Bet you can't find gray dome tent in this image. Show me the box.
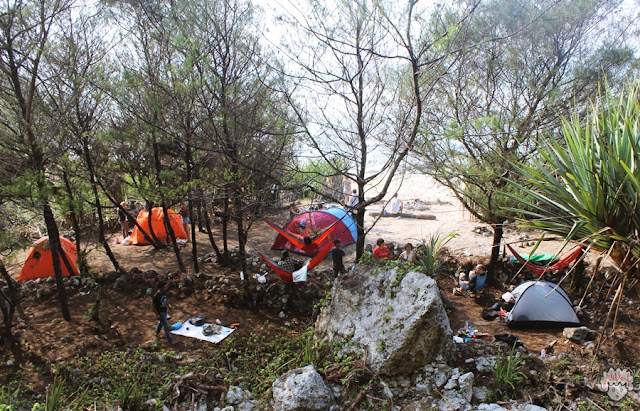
[507,281,580,328]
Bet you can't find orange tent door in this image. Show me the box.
[130,207,187,245]
[18,236,79,282]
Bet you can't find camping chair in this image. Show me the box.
[472,272,487,292]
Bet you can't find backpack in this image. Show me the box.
[189,316,205,326]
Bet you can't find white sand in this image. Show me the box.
[360,173,582,260]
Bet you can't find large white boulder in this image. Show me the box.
[315,265,453,376]
[272,365,335,410]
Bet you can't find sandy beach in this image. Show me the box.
[357,173,584,261]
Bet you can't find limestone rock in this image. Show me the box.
[477,404,509,411]
[439,389,471,410]
[475,356,497,373]
[458,372,474,402]
[315,265,452,376]
[472,386,489,403]
[563,326,596,345]
[272,365,335,411]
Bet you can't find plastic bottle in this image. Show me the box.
[540,348,546,358]
[467,323,475,337]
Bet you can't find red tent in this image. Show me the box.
[18,236,79,282]
[271,208,357,256]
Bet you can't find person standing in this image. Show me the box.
[153,281,173,343]
[331,239,346,277]
[348,189,359,208]
[290,202,300,218]
[118,202,129,239]
[342,176,352,204]
[373,238,391,260]
[179,202,190,242]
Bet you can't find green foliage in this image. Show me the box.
[493,343,527,397]
[115,381,143,410]
[506,82,640,271]
[42,375,65,411]
[415,232,457,275]
[288,157,348,200]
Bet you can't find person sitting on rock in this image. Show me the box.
[373,238,391,260]
[399,243,416,263]
[390,193,403,215]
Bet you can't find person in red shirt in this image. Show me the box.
[373,238,391,260]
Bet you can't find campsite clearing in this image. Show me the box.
[3,197,640,409]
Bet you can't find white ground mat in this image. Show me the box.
[171,322,234,344]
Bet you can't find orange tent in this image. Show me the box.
[18,236,79,282]
[130,207,187,245]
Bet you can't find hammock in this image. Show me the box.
[507,244,584,275]
[258,240,333,282]
[263,218,339,254]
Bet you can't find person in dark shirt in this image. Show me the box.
[331,239,346,278]
[152,281,173,343]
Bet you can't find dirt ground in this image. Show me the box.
[3,174,640,407]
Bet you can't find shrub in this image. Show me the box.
[415,232,457,275]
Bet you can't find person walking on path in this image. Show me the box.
[118,202,129,239]
[153,281,174,343]
[331,239,346,277]
[179,202,190,242]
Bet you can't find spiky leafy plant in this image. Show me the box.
[505,82,640,337]
[415,232,457,275]
[506,82,640,281]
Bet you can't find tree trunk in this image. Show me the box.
[82,140,120,272]
[490,223,503,268]
[162,203,186,272]
[43,202,71,321]
[233,192,251,306]
[221,190,230,263]
[355,207,365,262]
[190,200,199,273]
[197,201,204,233]
[62,171,89,276]
[203,208,223,262]
[185,141,199,273]
[90,283,102,324]
[0,261,22,349]
[146,199,163,246]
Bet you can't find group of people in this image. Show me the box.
[372,238,417,262]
